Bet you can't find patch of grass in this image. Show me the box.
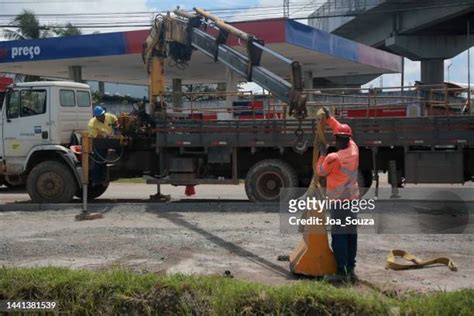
[400,289,474,316]
[0,267,472,315]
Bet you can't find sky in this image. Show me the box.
[0,0,472,97]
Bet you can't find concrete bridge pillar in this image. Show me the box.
[98,81,105,94]
[420,59,444,85]
[68,65,82,83]
[225,68,239,108]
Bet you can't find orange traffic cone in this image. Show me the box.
[185,185,196,196]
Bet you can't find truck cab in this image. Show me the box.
[0,81,92,202]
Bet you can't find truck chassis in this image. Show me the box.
[109,115,473,202]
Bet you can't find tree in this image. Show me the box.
[54,23,82,37]
[3,10,81,39]
[3,11,82,82]
[91,91,103,105]
[2,10,48,81]
[182,83,228,101]
[3,9,45,40]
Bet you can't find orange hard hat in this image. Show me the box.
[333,123,352,137]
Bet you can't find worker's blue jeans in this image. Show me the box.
[91,147,107,185]
[330,205,358,275]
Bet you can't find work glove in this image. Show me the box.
[319,144,329,156]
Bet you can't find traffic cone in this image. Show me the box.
[185,185,196,196]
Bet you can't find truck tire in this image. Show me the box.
[75,182,109,200]
[26,161,78,203]
[245,159,298,202]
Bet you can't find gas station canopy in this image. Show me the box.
[0,19,401,85]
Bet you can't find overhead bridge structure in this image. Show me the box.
[309,0,474,85]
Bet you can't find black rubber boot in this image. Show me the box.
[347,268,359,284]
[324,273,351,284]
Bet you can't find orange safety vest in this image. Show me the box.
[316,117,360,200]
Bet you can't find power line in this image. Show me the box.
[291,0,381,16]
[301,1,474,20]
[0,0,98,3]
[0,5,339,25]
[291,0,315,16]
[4,0,460,20]
[0,3,312,26]
[0,1,472,30]
[0,2,315,17]
[283,0,290,18]
[0,0,348,27]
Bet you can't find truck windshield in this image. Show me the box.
[20,90,47,117]
[6,89,47,119]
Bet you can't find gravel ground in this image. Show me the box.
[0,200,473,292]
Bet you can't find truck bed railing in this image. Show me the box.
[154,116,474,148]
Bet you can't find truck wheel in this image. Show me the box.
[75,182,109,200]
[26,161,78,203]
[245,159,298,202]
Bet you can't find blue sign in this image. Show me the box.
[0,32,127,64]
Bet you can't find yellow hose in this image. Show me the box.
[307,108,327,195]
[386,249,458,271]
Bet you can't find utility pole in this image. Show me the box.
[468,19,471,110]
[283,0,290,18]
[447,62,453,82]
[401,57,405,92]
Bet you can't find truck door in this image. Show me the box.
[2,88,50,160]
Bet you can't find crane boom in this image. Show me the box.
[142,8,307,120]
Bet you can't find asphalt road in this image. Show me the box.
[2,178,472,203]
[0,182,248,204]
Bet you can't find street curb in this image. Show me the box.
[0,202,280,213]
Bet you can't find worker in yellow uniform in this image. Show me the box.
[88,105,118,138]
[88,106,118,185]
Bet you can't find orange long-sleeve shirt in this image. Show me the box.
[316,117,359,200]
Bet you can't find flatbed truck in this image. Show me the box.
[0,9,472,203]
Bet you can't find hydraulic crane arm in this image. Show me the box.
[142,8,307,120]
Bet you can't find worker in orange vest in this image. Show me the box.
[316,107,360,283]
